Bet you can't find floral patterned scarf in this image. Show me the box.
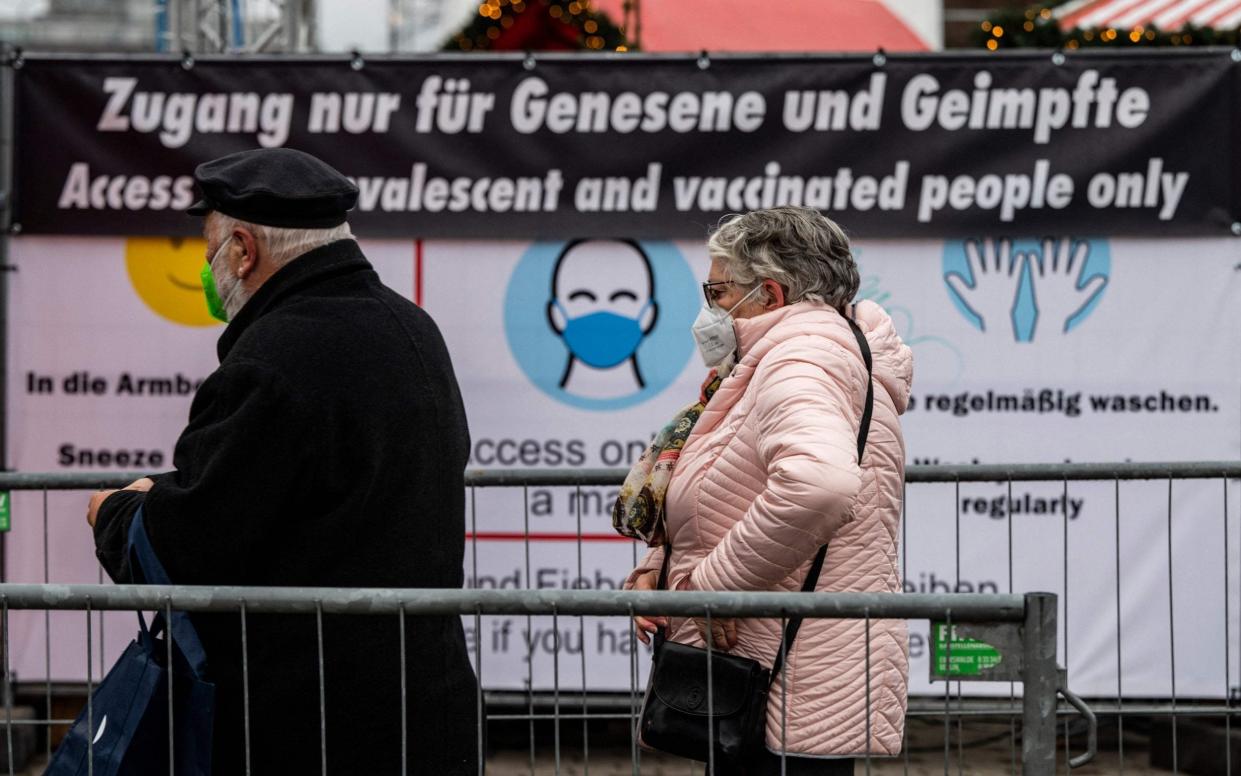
[611,369,724,545]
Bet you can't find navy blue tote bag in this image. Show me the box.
[47,508,215,775]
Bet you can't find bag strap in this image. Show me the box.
[767,314,873,684]
[127,507,210,679]
[653,314,875,673]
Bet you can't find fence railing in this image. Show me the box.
[1,460,1236,490]
[0,460,1237,774]
[0,585,1076,775]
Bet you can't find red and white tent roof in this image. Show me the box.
[1057,0,1241,30]
[592,0,933,52]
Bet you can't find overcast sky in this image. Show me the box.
[318,0,478,52]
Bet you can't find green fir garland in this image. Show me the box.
[443,0,630,52]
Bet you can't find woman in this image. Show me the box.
[619,206,912,774]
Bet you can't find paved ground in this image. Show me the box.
[14,749,1177,775]
[483,717,1178,775]
[21,717,1181,774]
[485,750,1172,776]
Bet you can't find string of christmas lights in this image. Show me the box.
[976,2,1241,50]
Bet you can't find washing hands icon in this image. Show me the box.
[945,237,1108,341]
[944,238,1021,338]
[1029,238,1108,337]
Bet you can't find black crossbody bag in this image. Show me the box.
[638,316,875,769]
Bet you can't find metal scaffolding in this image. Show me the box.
[156,0,318,54]
[0,0,634,55]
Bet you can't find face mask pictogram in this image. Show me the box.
[554,300,654,368]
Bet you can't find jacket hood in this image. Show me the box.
[853,299,913,415]
[733,299,913,415]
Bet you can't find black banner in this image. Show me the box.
[15,51,1241,238]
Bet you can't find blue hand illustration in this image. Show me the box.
[1030,238,1108,337]
[944,238,1023,337]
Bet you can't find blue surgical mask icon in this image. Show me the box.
[555,300,652,368]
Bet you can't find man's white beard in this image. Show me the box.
[214,268,251,319]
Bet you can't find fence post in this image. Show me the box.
[1021,592,1058,776]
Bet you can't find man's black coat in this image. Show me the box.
[94,239,479,774]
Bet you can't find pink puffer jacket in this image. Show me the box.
[628,299,912,757]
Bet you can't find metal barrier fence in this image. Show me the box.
[0,584,1072,775]
[0,461,1236,774]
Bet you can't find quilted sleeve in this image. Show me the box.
[688,338,866,592]
[624,545,666,589]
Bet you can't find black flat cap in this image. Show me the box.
[186,148,358,228]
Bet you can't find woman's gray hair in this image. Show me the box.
[209,213,355,267]
[707,206,859,311]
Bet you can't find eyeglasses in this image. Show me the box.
[701,280,735,305]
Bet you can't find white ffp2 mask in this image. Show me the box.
[690,284,764,367]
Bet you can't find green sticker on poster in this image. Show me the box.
[931,622,1002,677]
[0,491,9,532]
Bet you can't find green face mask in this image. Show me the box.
[200,262,228,323]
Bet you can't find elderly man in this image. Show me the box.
[87,148,479,774]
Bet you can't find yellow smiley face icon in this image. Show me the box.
[125,237,220,327]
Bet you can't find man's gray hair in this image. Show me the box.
[707,206,859,311]
[209,213,354,267]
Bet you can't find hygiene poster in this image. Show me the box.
[1,236,415,686]
[6,234,1239,700]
